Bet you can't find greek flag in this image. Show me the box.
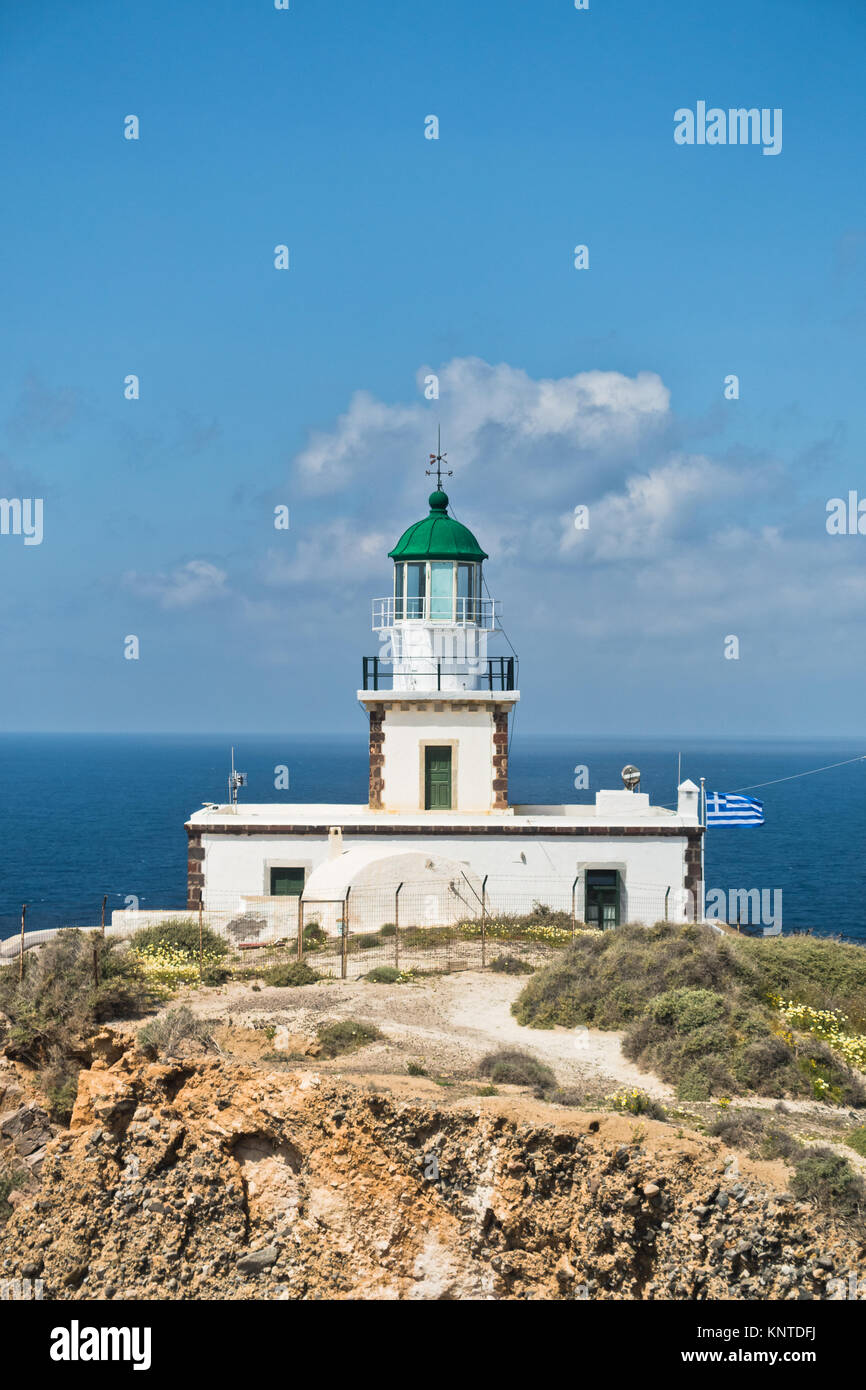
[705,792,764,826]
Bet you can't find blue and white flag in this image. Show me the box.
[705,792,764,826]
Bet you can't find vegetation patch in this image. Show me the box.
[489,954,535,976]
[512,922,866,1105]
[316,1019,384,1058]
[0,1167,28,1224]
[846,1125,866,1159]
[263,960,321,988]
[137,1006,216,1060]
[365,965,413,984]
[609,1087,667,1120]
[478,1048,556,1091]
[129,919,229,987]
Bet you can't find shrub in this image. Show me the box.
[609,1087,667,1120]
[648,987,727,1032]
[407,1061,427,1076]
[846,1125,866,1158]
[490,954,535,976]
[0,930,148,1068]
[137,1006,215,1059]
[263,960,320,987]
[0,1167,28,1223]
[478,1048,556,1090]
[789,1148,866,1223]
[378,923,397,937]
[302,921,327,947]
[513,921,866,1104]
[130,919,228,960]
[710,1108,767,1149]
[358,934,382,950]
[364,966,403,984]
[316,1019,383,1058]
[548,1085,588,1107]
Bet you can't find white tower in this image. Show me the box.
[358,463,519,814]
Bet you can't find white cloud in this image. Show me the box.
[294,357,670,495]
[124,559,228,609]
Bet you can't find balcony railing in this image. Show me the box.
[362,656,515,692]
[372,596,499,629]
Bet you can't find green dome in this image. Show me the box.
[388,490,488,563]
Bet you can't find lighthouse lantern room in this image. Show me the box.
[360,475,517,814]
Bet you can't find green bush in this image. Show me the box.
[407,1061,427,1076]
[512,922,866,1105]
[302,921,327,947]
[130,918,228,960]
[709,1108,767,1149]
[137,1006,215,1060]
[263,960,320,987]
[364,966,402,984]
[648,987,727,1032]
[378,923,397,937]
[846,1125,866,1158]
[0,930,149,1068]
[478,1048,556,1090]
[316,1019,383,1058]
[490,954,535,976]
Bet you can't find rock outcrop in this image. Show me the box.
[1,1049,864,1300]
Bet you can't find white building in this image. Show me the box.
[183,482,704,936]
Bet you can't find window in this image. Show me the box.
[585,870,620,929]
[270,867,305,897]
[430,562,453,621]
[405,563,425,619]
[457,563,477,623]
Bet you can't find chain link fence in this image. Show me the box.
[0,879,689,981]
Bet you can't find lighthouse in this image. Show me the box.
[180,449,704,940]
[359,453,518,815]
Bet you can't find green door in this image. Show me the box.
[270,867,305,896]
[425,747,452,809]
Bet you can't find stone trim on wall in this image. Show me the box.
[684,828,704,920]
[368,704,385,810]
[186,827,204,910]
[492,707,509,809]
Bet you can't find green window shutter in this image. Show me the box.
[270,867,305,896]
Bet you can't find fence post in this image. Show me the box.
[571,874,579,942]
[394,882,403,970]
[297,895,304,961]
[18,904,26,983]
[481,875,488,969]
[101,895,108,937]
[92,935,100,990]
[664,886,670,923]
[342,889,350,980]
[198,901,203,979]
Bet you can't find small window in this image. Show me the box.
[270,867,305,897]
[585,870,620,929]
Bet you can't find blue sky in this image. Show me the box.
[1,0,865,735]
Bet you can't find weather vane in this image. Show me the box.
[425,425,452,490]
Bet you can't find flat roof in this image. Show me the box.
[188,802,698,831]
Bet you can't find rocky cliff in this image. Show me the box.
[2,1044,864,1300]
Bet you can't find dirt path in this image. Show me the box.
[183,969,673,1099]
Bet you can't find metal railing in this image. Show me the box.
[362,655,515,691]
[372,596,499,629]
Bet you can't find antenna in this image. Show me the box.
[425,425,452,491]
[228,745,247,805]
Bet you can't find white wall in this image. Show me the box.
[381,707,494,812]
[200,828,691,927]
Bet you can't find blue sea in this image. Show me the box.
[0,734,864,942]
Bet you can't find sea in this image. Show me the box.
[0,734,863,943]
